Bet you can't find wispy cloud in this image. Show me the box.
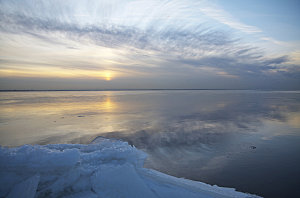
[199,5,262,33]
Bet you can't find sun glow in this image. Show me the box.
[104,71,112,81]
[0,67,120,81]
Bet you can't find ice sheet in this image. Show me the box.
[0,138,261,198]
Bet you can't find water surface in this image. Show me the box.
[0,90,299,198]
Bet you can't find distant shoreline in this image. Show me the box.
[1,89,299,92]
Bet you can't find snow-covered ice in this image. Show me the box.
[0,137,261,198]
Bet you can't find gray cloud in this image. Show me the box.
[0,12,234,52]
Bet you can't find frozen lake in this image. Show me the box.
[0,90,299,198]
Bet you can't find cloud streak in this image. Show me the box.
[199,5,262,33]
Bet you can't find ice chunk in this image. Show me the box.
[61,191,98,198]
[0,145,80,172]
[0,172,23,197]
[7,174,40,198]
[91,163,156,198]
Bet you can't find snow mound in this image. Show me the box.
[0,138,262,198]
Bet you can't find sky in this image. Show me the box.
[0,0,299,90]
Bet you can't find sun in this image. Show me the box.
[104,71,112,81]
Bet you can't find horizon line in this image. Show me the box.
[1,88,299,92]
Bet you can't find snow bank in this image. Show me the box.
[0,138,261,198]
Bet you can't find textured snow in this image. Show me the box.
[0,138,262,198]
